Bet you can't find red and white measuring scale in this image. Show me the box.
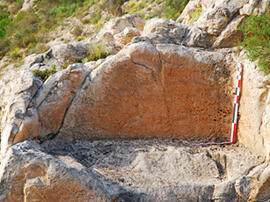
[192,63,243,146]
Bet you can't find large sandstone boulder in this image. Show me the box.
[0,40,234,152]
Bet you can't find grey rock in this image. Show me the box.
[213,15,245,48]
[0,69,42,156]
[51,42,89,62]
[0,139,267,201]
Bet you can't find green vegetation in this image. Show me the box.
[190,7,202,23]
[32,65,57,82]
[240,12,270,75]
[76,36,85,41]
[163,0,189,20]
[0,0,86,59]
[0,0,129,60]
[86,42,112,62]
[124,0,147,15]
[0,9,10,39]
[0,6,11,58]
[122,0,189,20]
[0,0,189,63]
[9,48,22,59]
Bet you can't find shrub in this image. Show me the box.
[138,1,146,9]
[5,0,23,14]
[29,43,49,55]
[83,0,99,7]
[0,11,11,39]
[240,12,270,75]
[14,60,24,68]
[91,13,102,24]
[32,65,57,82]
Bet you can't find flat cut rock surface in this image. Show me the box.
[43,139,264,200]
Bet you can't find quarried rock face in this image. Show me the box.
[0,40,234,153]
[54,41,233,143]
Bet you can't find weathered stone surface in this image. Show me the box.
[35,64,90,139]
[51,41,233,144]
[0,141,110,201]
[144,18,189,42]
[256,164,270,201]
[237,51,270,160]
[1,39,235,151]
[196,7,230,36]
[234,163,270,201]
[51,42,89,63]
[114,27,141,45]
[22,50,62,71]
[253,0,270,15]
[142,18,215,48]
[177,0,202,24]
[1,139,268,201]
[213,15,245,48]
[98,14,144,38]
[143,18,188,37]
[0,69,42,156]
[184,27,215,47]
[0,64,90,156]
[240,2,256,16]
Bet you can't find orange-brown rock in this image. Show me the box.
[1,41,234,155]
[55,42,233,143]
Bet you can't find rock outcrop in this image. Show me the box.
[237,50,270,160]
[1,0,270,201]
[0,40,234,154]
[1,140,269,201]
